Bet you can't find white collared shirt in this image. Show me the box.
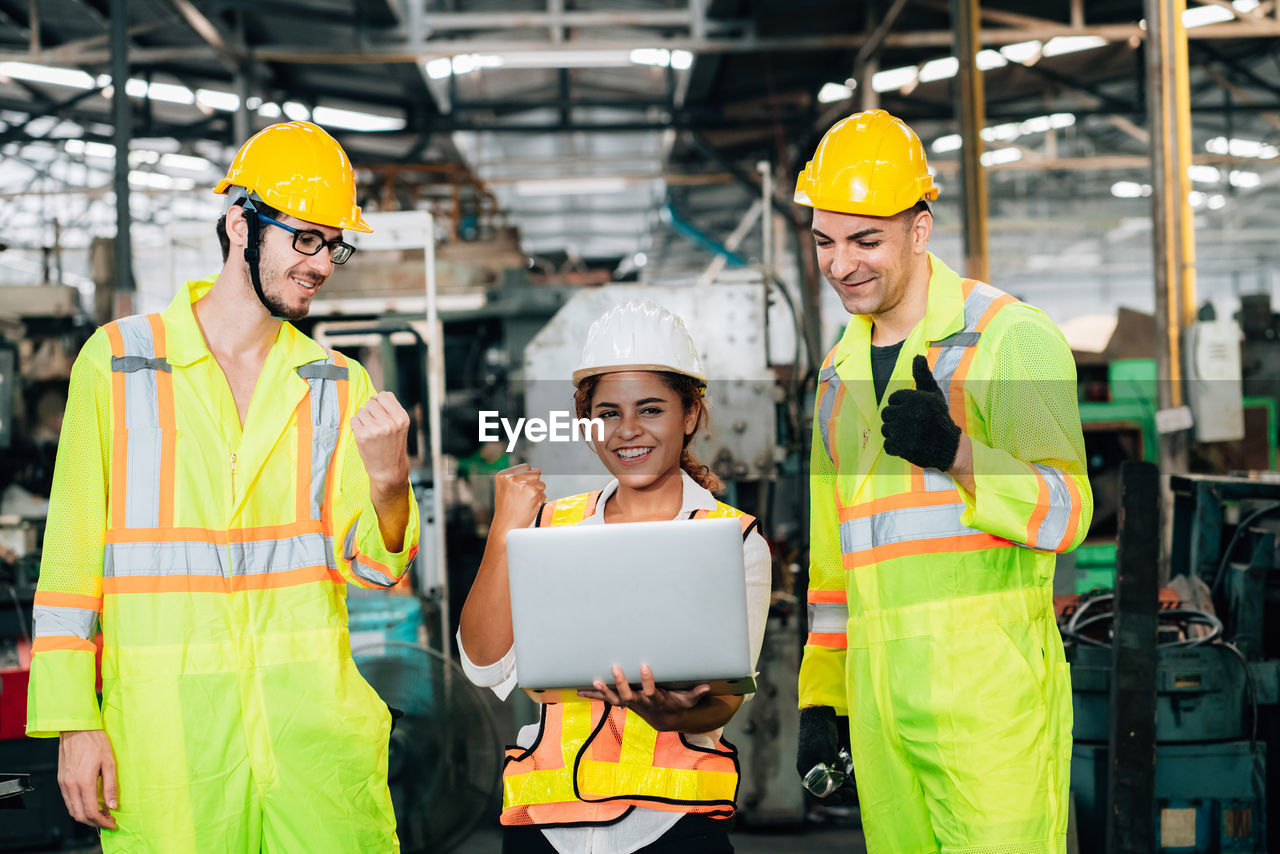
[457,471,772,854]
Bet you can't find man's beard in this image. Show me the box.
[255,257,318,322]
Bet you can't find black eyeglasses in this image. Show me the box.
[256,213,357,264]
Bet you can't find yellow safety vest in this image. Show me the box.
[500,491,756,828]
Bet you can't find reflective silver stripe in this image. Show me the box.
[103,532,329,579]
[840,502,977,554]
[1031,463,1073,550]
[300,356,343,519]
[341,523,400,587]
[32,605,99,640]
[930,331,980,348]
[232,532,330,576]
[816,364,842,463]
[342,520,359,561]
[297,363,348,382]
[112,355,171,373]
[351,558,397,588]
[922,469,955,493]
[930,282,1006,405]
[104,541,224,578]
[114,315,163,530]
[807,601,849,635]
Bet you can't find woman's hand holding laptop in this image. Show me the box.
[577,664,710,731]
[578,664,744,735]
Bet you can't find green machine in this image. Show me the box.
[1061,359,1277,596]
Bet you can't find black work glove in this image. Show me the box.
[797,705,858,805]
[881,354,961,472]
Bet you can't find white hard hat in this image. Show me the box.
[572,300,708,387]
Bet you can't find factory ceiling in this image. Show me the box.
[0,0,1279,288]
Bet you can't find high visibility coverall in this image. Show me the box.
[27,277,420,854]
[801,254,1091,854]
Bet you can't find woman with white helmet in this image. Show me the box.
[458,300,771,854]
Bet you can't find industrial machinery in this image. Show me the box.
[1063,473,1280,853]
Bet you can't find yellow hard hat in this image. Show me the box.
[213,121,372,233]
[794,109,938,217]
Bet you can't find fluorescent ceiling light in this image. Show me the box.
[1206,135,1279,159]
[145,80,195,105]
[282,101,310,121]
[1183,4,1234,27]
[976,50,1008,71]
[871,66,917,92]
[424,58,452,79]
[631,48,670,67]
[258,102,282,119]
[312,105,405,132]
[130,170,194,191]
[65,140,116,159]
[633,251,647,267]
[932,134,962,153]
[1019,113,1076,134]
[451,53,505,74]
[980,147,1022,166]
[514,176,629,196]
[1000,40,1043,65]
[918,57,959,83]
[982,122,1020,143]
[1042,36,1108,56]
[161,152,213,172]
[1187,164,1221,183]
[818,82,854,103]
[427,48,693,77]
[1111,181,1151,198]
[1229,169,1261,188]
[1188,190,1207,207]
[196,88,240,111]
[1207,193,1226,209]
[0,61,94,89]
[490,50,632,69]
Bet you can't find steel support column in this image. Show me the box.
[110,0,134,311]
[1145,0,1195,491]
[951,0,989,282]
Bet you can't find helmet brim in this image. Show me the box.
[571,362,709,387]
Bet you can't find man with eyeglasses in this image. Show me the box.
[27,121,419,853]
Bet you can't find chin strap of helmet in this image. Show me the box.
[240,198,275,315]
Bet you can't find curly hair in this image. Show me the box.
[573,371,723,493]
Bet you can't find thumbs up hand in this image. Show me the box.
[880,354,962,472]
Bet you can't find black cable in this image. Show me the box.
[1062,596,1224,648]
[1219,641,1258,747]
[1207,502,1280,596]
[7,583,31,648]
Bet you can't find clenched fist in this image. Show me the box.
[351,391,411,493]
[492,464,547,534]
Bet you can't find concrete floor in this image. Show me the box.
[460,822,866,853]
[61,823,866,854]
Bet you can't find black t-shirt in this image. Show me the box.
[870,340,905,405]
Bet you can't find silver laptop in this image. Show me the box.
[506,516,756,702]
